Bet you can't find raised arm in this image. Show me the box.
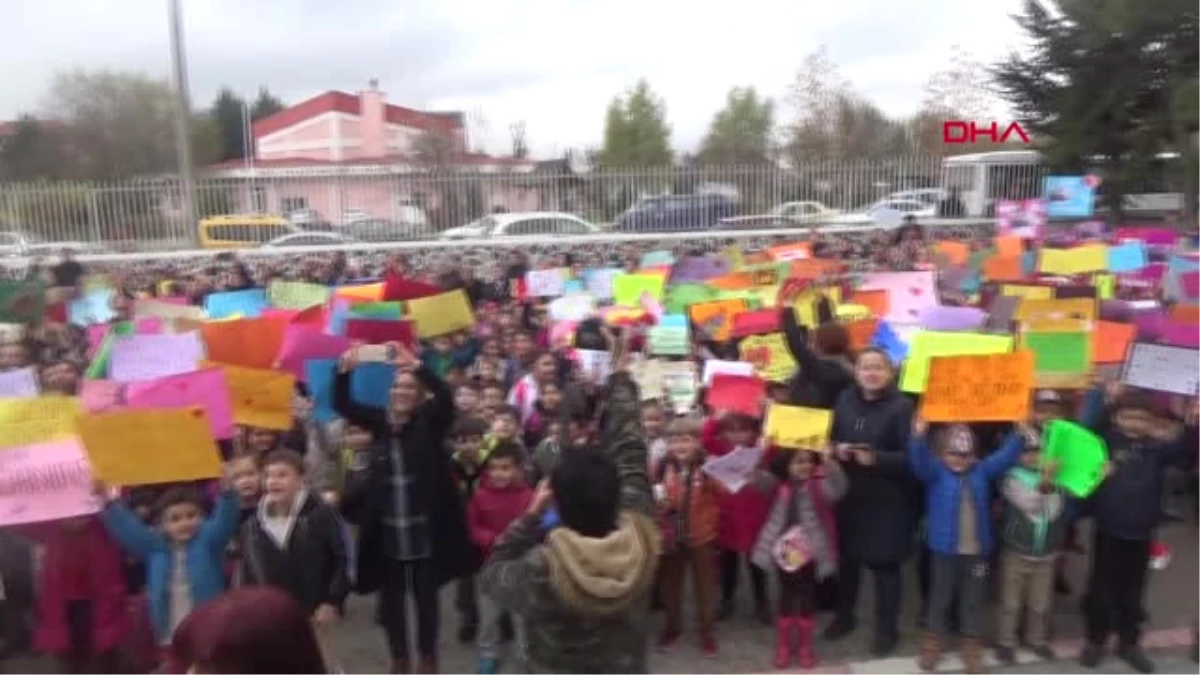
[332,368,387,432]
[100,499,160,559]
[779,306,823,374]
[602,370,653,516]
[412,364,454,438]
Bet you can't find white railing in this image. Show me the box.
[0,157,1056,253]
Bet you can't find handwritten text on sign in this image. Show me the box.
[920,350,1035,422]
[0,439,100,526]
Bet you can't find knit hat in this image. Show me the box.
[941,424,976,456]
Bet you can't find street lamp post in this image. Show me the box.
[167,0,200,246]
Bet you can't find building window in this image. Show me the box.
[251,186,268,213]
[281,196,308,213]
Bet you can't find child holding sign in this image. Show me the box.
[909,420,1027,674]
[994,440,1067,665]
[94,471,239,663]
[750,448,846,669]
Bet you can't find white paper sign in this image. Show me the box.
[108,331,204,383]
[584,268,621,299]
[525,268,568,297]
[548,294,596,322]
[0,367,39,399]
[576,349,612,382]
[701,359,755,386]
[1120,342,1200,396]
[702,445,764,493]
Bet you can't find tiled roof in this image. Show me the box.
[250,90,462,138]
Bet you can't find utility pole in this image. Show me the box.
[168,0,200,245]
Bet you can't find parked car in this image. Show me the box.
[261,232,359,248]
[285,208,332,231]
[23,242,113,257]
[439,212,600,239]
[827,199,936,227]
[886,188,946,206]
[611,194,738,232]
[343,218,430,242]
[719,200,840,229]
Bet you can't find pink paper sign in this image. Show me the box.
[80,380,125,413]
[857,271,938,324]
[125,368,236,439]
[0,438,100,526]
[275,326,352,379]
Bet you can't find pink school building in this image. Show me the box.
[206,81,540,224]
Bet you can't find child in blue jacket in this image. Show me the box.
[96,479,239,654]
[909,419,1027,674]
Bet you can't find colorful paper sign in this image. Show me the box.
[1021,331,1092,388]
[900,331,1014,393]
[109,332,204,383]
[204,362,295,431]
[0,439,101,526]
[764,405,832,450]
[920,351,1034,422]
[77,407,222,486]
[267,281,331,310]
[406,290,475,339]
[0,396,81,449]
[689,299,749,342]
[738,333,798,383]
[125,368,236,439]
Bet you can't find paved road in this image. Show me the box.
[2,517,1195,674]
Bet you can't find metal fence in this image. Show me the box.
[0,152,1174,254]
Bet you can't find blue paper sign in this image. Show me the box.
[871,321,909,365]
[1107,241,1149,273]
[68,290,115,327]
[204,288,268,319]
[305,359,397,423]
[1043,176,1096,219]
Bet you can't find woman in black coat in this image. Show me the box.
[334,345,474,674]
[778,307,856,408]
[821,346,917,658]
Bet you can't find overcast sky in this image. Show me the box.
[2,0,1027,157]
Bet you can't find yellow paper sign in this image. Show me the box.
[794,288,841,328]
[0,396,80,449]
[1015,298,1096,332]
[835,304,871,321]
[900,331,1014,393]
[1001,285,1054,301]
[739,333,798,382]
[203,361,295,431]
[765,405,833,450]
[1038,245,1108,275]
[77,407,221,486]
[407,289,476,339]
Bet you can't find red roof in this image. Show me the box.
[251,90,461,139]
[207,152,529,171]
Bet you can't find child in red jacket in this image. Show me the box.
[468,441,533,674]
[702,412,773,624]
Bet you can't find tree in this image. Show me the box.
[40,69,221,179]
[210,87,248,162]
[0,115,67,181]
[783,47,915,167]
[698,87,775,165]
[510,121,529,160]
[598,79,673,168]
[913,46,1004,155]
[249,87,285,121]
[992,0,1199,221]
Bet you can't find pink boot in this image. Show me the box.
[773,617,796,669]
[797,616,818,669]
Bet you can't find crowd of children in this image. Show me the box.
[0,221,1197,675]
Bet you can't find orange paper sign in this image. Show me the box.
[920,350,1035,422]
[200,317,287,370]
[982,255,1024,282]
[1091,321,1136,363]
[847,289,889,318]
[689,299,748,342]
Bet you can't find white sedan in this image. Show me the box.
[439,212,600,239]
[719,201,840,228]
[827,199,936,228]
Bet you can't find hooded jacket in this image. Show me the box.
[468,480,533,558]
[478,371,660,673]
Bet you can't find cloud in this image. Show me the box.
[1,0,1026,157]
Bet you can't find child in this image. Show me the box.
[909,420,1026,673]
[238,450,349,624]
[223,450,262,585]
[468,441,533,674]
[642,400,668,467]
[702,412,772,624]
[1078,384,1188,673]
[96,477,240,654]
[994,440,1067,664]
[449,416,490,643]
[480,383,507,419]
[654,417,723,658]
[487,406,524,454]
[30,517,127,674]
[455,383,481,417]
[523,380,562,448]
[751,448,846,669]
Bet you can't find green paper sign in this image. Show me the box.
[0,281,47,324]
[348,301,404,320]
[1023,331,1090,373]
[1042,419,1108,498]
